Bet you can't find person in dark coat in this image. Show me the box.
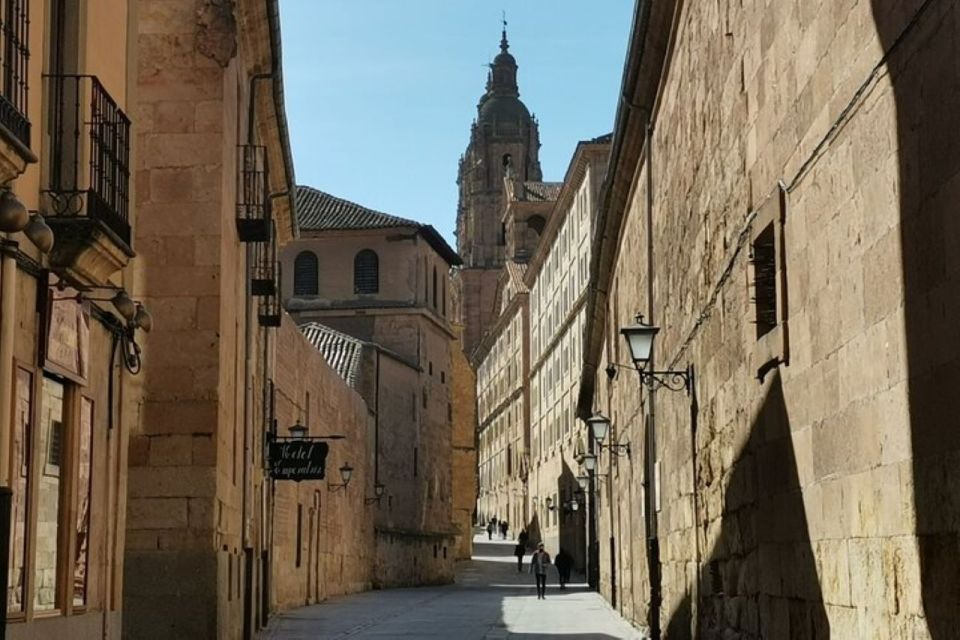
[514,541,525,572]
[518,528,529,548]
[529,543,551,599]
[486,521,494,540]
[554,548,573,590]
[500,520,509,539]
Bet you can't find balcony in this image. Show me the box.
[0,0,35,182]
[43,74,133,286]
[236,144,271,242]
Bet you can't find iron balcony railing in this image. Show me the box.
[0,0,30,148]
[43,74,131,246]
[236,144,270,242]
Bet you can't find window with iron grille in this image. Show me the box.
[749,184,789,379]
[750,224,777,339]
[354,249,379,294]
[293,251,318,296]
[0,0,30,148]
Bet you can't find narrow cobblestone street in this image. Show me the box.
[263,535,642,639]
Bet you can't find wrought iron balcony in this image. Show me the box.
[252,221,277,296]
[43,74,131,247]
[236,144,270,242]
[0,0,29,150]
[43,74,133,286]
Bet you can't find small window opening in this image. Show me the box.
[751,223,777,339]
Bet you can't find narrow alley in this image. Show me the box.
[262,535,642,639]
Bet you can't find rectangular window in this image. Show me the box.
[72,397,93,607]
[413,447,418,477]
[35,377,67,612]
[750,184,790,378]
[295,505,302,568]
[751,223,777,338]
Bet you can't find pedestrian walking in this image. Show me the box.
[555,548,572,590]
[529,543,551,599]
[514,541,525,572]
[486,521,495,540]
[518,528,529,548]
[500,520,509,539]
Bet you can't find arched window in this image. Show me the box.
[293,251,318,296]
[527,215,546,235]
[354,249,379,294]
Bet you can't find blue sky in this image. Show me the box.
[279,1,633,245]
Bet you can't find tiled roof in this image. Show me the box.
[516,181,562,202]
[295,185,462,266]
[296,186,419,231]
[504,260,529,293]
[300,322,365,388]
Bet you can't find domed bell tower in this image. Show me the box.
[454,23,542,355]
[456,25,542,269]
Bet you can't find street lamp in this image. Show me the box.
[577,475,590,492]
[328,463,353,492]
[545,496,554,511]
[585,412,631,458]
[365,482,386,505]
[620,313,693,394]
[585,413,610,444]
[288,422,308,439]
[580,453,597,473]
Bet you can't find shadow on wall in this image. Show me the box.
[666,373,829,639]
[871,2,960,638]
[526,512,543,549]
[558,459,587,572]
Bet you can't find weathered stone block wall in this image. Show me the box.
[594,1,960,638]
[373,530,455,589]
[450,326,477,560]
[126,1,236,637]
[271,313,374,609]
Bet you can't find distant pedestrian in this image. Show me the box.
[529,543,551,599]
[518,528,529,548]
[500,520,509,539]
[555,548,573,590]
[514,541,525,572]
[486,521,494,540]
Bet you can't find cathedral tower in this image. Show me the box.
[454,25,542,353]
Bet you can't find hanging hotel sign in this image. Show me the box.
[268,439,329,481]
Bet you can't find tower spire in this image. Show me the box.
[501,11,509,53]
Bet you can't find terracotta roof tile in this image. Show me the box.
[517,181,563,202]
[295,185,461,265]
[300,322,365,388]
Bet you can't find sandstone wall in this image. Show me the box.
[271,314,373,608]
[593,1,960,638]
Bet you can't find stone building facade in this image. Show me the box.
[525,139,609,571]
[475,263,529,532]
[0,2,141,639]
[449,325,478,559]
[121,1,355,638]
[473,138,608,567]
[576,1,960,639]
[281,186,463,586]
[454,27,542,356]
[270,318,373,610]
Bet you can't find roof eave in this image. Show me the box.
[575,0,684,419]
